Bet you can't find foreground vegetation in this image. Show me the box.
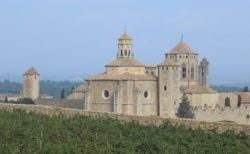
[0,110,249,153]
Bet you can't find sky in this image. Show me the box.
[0,0,250,84]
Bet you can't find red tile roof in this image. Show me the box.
[106,58,145,67]
[168,40,198,55]
[87,72,157,81]
[24,67,39,75]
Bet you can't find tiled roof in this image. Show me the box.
[24,67,39,75]
[184,86,217,94]
[168,40,197,54]
[87,72,157,81]
[159,59,180,66]
[119,32,132,40]
[106,58,145,67]
[74,84,87,93]
[0,94,22,98]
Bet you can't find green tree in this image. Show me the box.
[60,88,65,99]
[225,97,231,107]
[237,95,242,107]
[4,96,8,103]
[71,86,75,93]
[242,86,249,92]
[176,94,194,119]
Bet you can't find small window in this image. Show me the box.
[164,85,167,91]
[102,90,110,99]
[144,91,149,98]
[34,76,36,79]
[151,71,154,75]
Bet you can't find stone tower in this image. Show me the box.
[158,56,180,118]
[199,58,209,87]
[23,66,40,100]
[117,32,133,58]
[167,38,199,88]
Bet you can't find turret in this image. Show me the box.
[23,66,40,100]
[199,58,209,87]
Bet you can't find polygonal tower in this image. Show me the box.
[23,66,40,100]
[117,32,133,58]
[158,57,180,118]
[199,58,209,87]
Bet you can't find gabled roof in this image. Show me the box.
[106,58,145,67]
[119,32,132,40]
[184,86,217,94]
[24,67,39,75]
[87,72,157,81]
[168,40,197,55]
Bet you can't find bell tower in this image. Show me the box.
[117,32,133,58]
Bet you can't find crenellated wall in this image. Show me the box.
[194,106,250,125]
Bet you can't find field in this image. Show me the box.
[0,109,249,153]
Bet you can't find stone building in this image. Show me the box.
[23,67,40,100]
[68,32,214,117]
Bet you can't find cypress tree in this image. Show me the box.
[176,94,194,119]
[237,95,242,107]
[61,88,65,99]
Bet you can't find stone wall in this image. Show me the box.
[194,106,250,125]
[0,103,249,134]
[35,98,85,109]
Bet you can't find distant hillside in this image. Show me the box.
[0,79,248,98]
[211,85,244,92]
[0,80,82,98]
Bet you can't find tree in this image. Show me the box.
[242,86,249,92]
[4,96,8,103]
[71,86,75,94]
[225,97,231,107]
[237,95,242,107]
[176,94,194,119]
[60,88,65,99]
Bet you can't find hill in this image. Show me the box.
[0,109,249,153]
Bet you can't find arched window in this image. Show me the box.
[121,50,123,56]
[182,63,187,79]
[191,64,194,80]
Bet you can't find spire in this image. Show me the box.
[181,33,184,41]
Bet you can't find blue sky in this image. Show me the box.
[0,0,250,84]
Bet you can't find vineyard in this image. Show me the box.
[0,109,249,153]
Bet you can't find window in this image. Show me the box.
[164,85,167,91]
[144,91,150,99]
[182,63,187,79]
[102,90,110,99]
[151,71,154,75]
[191,64,194,80]
[125,50,127,56]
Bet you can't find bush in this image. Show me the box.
[17,98,35,104]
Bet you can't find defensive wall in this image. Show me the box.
[0,103,249,134]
